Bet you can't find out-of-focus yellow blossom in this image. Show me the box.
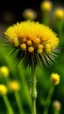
[53,100,61,111]
[50,73,60,85]
[0,66,9,77]
[40,1,52,12]
[22,9,37,20]
[54,8,64,19]
[8,81,20,92]
[0,84,8,95]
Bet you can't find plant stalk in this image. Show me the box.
[3,95,14,114]
[15,91,25,114]
[31,68,36,114]
[43,85,54,114]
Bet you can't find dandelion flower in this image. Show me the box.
[0,66,9,77]
[4,21,59,68]
[53,100,61,111]
[0,84,8,95]
[50,73,60,85]
[40,1,52,12]
[54,8,64,19]
[8,81,20,92]
[22,9,37,20]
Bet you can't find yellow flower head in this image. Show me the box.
[22,9,37,20]
[53,100,61,111]
[8,81,20,92]
[50,73,60,85]
[0,84,8,95]
[4,21,59,68]
[40,1,52,12]
[0,66,9,77]
[54,8,64,19]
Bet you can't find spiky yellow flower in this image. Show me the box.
[8,81,20,92]
[22,9,37,20]
[0,66,9,77]
[40,1,52,12]
[0,84,8,95]
[54,8,64,19]
[4,21,59,68]
[50,73,60,85]
[53,100,61,111]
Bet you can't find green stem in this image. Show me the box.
[55,19,63,45]
[57,23,63,41]
[54,110,59,114]
[14,91,25,114]
[31,68,36,114]
[43,85,54,114]
[2,95,14,114]
[42,12,50,26]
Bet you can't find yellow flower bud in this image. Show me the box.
[34,38,40,44]
[53,100,61,111]
[41,37,47,41]
[38,44,43,49]
[40,1,52,12]
[28,47,34,53]
[22,9,37,20]
[8,81,20,92]
[27,40,32,45]
[0,66,9,77]
[54,8,64,19]
[0,85,8,95]
[14,38,19,46]
[50,73,60,85]
[45,44,51,53]
[20,43,26,50]
[37,49,43,54]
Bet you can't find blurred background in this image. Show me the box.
[0,0,64,33]
[0,0,64,114]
